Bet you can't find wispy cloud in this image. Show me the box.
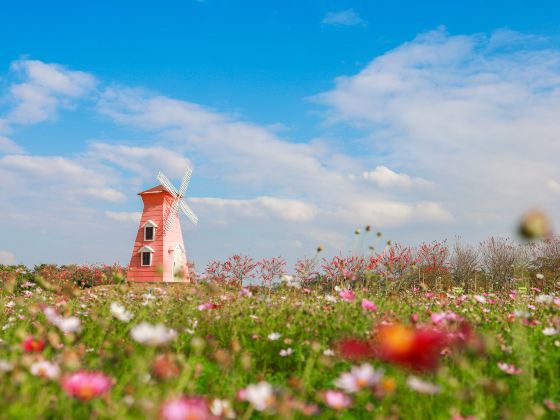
[322,9,365,27]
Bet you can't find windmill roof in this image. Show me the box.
[138,185,169,195]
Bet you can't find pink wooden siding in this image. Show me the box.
[127,186,190,283]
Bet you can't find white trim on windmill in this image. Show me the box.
[157,168,199,235]
[142,220,158,241]
[138,245,155,253]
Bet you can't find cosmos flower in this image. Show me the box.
[268,332,282,341]
[240,382,275,411]
[536,294,554,304]
[497,362,522,375]
[110,302,133,322]
[361,299,377,312]
[210,399,236,419]
[130,322,177,347]
[406,376,441,394]
[159,396,216,420]
[22,336,45,353]
[339,290,355,302]
[279,348,293,357]
[543,327,559,336]
[30,360,60,380]
[60,371,112,401]
[198,302,219,311]
[334,363,383,393]
[43,307,81,333]
[375,324,450,372]
[323,390,352,410]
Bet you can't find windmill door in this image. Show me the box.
[171,246,184,281]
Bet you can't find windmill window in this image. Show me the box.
[144,226,155,241]
[141,251,152,267]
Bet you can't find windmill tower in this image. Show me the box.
[127,167,198,283]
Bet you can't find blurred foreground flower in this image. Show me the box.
[61,370,112,401]
[339,290,355,302]
[361,299,377,312]
[518,209,552,240]
[30,360,60,380]
[239,382,275,412]
[44,307,81,333]
[159,396,217,420]
[323,390,352,410]
[497,362,522,375]
[22,336,45,353]
[110,302,133,322]
[406,376,440,395]
[334,363,383,393]
[131,322,177,347]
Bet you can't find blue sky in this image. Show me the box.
[1,1,560,268]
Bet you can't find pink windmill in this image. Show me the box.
[127,167,198,283]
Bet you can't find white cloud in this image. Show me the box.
[89,143,191,179]
[0,251,16,264]
[548,179,560,193]
[105,211,142,223]
[4,60,96,127]
[190,197,318,222]
[0,136,24,154]
[322,9,365,26]
[317,28,560,235]
[363,166,429,188]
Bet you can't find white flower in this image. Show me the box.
[543,327,559,336]
[210,399,236,419]
[0,360,13,372]
[406,376,440,394]
[5,301,15,309]
[324,295,337,303]
[279,348,293,357]
[110,302,133,322]
[474,295,486,304]
[268,332,282,341]
[57,316,81,333]
[30,360,60,379]
[323,349,335,357]
[334,363,383,393]
[130,322,176,346]
[244,382,275,411]
[536,294,554,304]
[43,307,81,333]
[536,273,545,280]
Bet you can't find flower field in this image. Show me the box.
[1,237,560,419]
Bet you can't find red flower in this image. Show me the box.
[375,324,449,372]
[22,336,45,353]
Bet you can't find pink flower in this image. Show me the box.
[160,396,216,420]
[339,290,355,302]
[361,299,377,312]
[198,302,219,311]
[497,362,522,375]
[323,390,352,410]
[60,371,112,400]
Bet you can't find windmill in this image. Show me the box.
[157,168,199,233]
[127,166,198,283]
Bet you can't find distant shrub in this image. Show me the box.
[480,237,515,291]
[450,240,480,292]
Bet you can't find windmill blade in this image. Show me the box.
[177,166,193,197]
[180,201,199,225]
[157,171,179,197]
[163,199,181,233]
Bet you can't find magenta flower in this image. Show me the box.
[60,371,112,401]
[160,396,217,420]
[361,299,377,312]
[339,290,355,302]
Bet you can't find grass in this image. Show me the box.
[0,280,559,419]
